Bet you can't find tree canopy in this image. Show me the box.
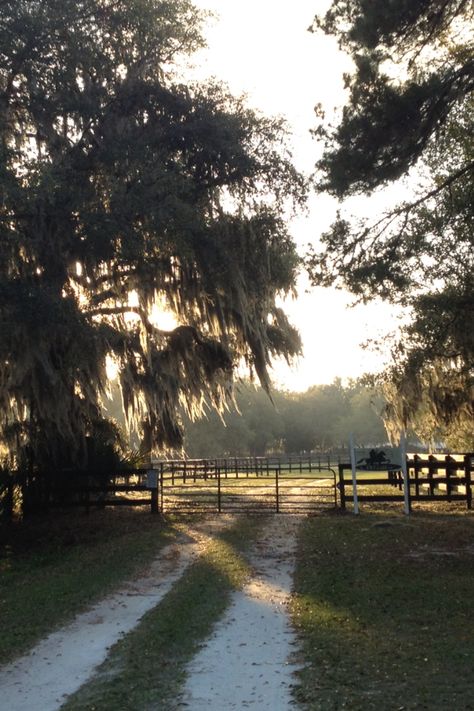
[0,0,306,471]
[308,0,474,435]
[311,0,473,197]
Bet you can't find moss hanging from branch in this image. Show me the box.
[0,0,306,469]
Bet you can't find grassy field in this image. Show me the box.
[0,509,180,663]
[291,504,474,710]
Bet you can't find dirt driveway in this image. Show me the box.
[0,515,303,710]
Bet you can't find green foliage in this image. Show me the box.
[308,0,474,435]
[312,0,473,196]
[0,1,306,472]
[378,100,474,440]
[181,379,387,456]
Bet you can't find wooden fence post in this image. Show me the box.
[413,455,421,499]
[275,468,280,513]
[428,455,437,496]
[160,463,164,512]
[338,464,346,511]
[147,469,159,514]
[445,455,454,502]
[464,454,472,510]
[151,486,159,514]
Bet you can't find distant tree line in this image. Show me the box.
[103,375,473,458]
[180,379,388,457]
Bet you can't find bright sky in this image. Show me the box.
[187,0,403,390]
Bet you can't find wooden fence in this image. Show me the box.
[16,468,152,516]
[152,454,342,480]
[338,453,474,511]
[2,455,340,518]
[5,452,472,519]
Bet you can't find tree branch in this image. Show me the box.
[86,305,141,317]
[363,160,474,239]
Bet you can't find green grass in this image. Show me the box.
[291,507,474,710]
[339,468,397,480]
[61,515,266,711]
[0,509,180,664]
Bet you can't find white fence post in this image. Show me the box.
[400,432,410,515]
[349,434,359,515]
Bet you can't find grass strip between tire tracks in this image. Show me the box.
[291,507,474,710]
[61,515,267,711]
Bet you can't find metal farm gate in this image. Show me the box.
[153,457,338,514]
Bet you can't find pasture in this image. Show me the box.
[292,505,474,709]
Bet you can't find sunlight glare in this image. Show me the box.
[106,354,119,380]
[149,302,178,331]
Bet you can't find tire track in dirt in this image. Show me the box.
[179,515,303,710]
[0,517,234,711]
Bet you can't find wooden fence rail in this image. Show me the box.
[2,455,341,518]
[338,453,474,511]
[4,452,472,519]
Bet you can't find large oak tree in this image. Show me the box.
[0,0,306,472]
